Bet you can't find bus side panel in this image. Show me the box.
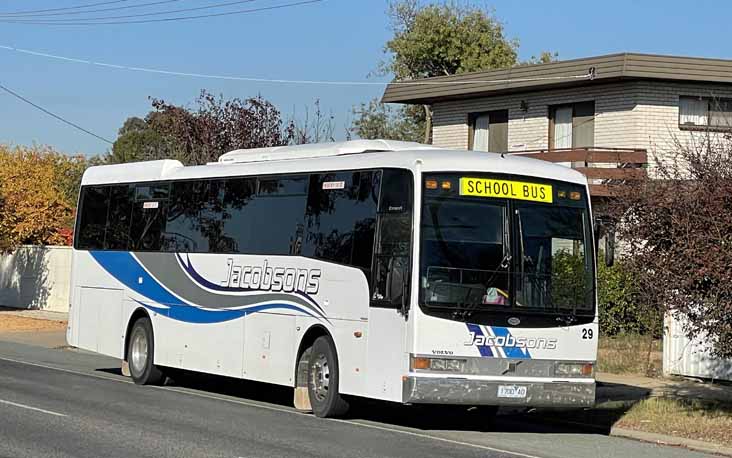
[243,312,295,386]
[363,307,408,402]
[153,314,245,379]
[69,251,126,359]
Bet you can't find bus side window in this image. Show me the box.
[130,183,169,252]
[371,169,413,308]
[105,185,134,250]
[76,186,110,250]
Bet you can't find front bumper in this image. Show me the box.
[403,376,595,407]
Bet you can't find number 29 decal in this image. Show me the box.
[581,328,594,340]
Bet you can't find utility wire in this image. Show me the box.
[2,0,259,22]
[0,82,113,144]
[0,0,185,18]
[0,0,320,25]
[0,0,132,16]
[0,44,594,86]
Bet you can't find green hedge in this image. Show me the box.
[597,256,661,337]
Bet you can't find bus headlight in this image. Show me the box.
[411,356,466,372]
[555,362,594,377]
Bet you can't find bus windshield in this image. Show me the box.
[419,174,594,319]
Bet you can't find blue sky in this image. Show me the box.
[1,0,732,156]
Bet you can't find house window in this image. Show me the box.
[679,96,732,130]
[549,101,595,150]
[469,109,508,152]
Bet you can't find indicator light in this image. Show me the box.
[558,191,567,198]
[569,191,582,200]
[425,179,438,189]
[441,180,452,190]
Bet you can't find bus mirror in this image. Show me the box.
[593,217,602,251]
[386,257,409,315]
[604,231,615,267]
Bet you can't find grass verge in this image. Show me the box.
[598,334,662,377]
[616,397,732,447]
[530,397,732,449]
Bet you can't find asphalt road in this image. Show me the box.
[0,339,712,458]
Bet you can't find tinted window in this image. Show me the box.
[379,169,412,213]
[76,186,110,250]
[105,185,134,250]
[222,176,307,255]
[165,180,225,252]
[372,169,413,306]
[130,183,169,251]
[303,171,379,268]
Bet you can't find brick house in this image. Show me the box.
[382,53,732,196]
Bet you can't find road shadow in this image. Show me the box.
[95,366,654,435]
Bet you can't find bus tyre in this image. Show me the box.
[128,317,165,386]
[308,336,349,418]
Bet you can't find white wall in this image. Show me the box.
[664,313,732,382]
[0,245,71,313]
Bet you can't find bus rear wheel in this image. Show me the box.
[127,317,165,386]
[307,336,349,418]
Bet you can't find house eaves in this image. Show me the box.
[381,53,732,105]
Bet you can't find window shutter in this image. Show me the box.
[572,101,595,148]
[488,110,509,152]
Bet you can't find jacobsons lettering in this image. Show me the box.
[221,258,320,294]
[463,331,557,350]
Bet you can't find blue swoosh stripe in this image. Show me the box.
[91,251,321,324]
[466,323,493,357]
[91,251,185,306]
[136,300,315,324]
[491,326,531,359]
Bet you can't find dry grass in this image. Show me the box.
[0,313,67,332]
[598,334,662,377]
[617,397,732,447]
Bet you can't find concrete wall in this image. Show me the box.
[431,80,732,165]
[0,245,71,313]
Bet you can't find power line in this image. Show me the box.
[0,82,113,144]
[0,44,594,86]
[2,0,259,22]
[0,0,185,18]
[0,0,321,25]
[0,0,132,16]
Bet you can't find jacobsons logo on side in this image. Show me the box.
[221,258,320,294]
[464,331,558,350]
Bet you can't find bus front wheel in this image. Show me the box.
[307,336,349,418]
[127,317,165,386]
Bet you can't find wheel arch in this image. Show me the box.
[294,324,337,386]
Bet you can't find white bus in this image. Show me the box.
[67,139,598,417]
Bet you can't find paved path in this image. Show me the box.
[0,338,713,458]
[598,372,732,404]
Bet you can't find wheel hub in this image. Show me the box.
[130,328,148,374]
[311,353,330,402]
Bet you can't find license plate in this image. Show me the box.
[497,385,528,398]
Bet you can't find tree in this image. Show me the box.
[351,99,423,142]
[110,91,294,165]
[0,146,75,252]
[352,1,557,143]
[109,117,166,164]
[290,99,337,145]
[610,131,732,358]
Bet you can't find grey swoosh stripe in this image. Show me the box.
[133,252,323,316]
